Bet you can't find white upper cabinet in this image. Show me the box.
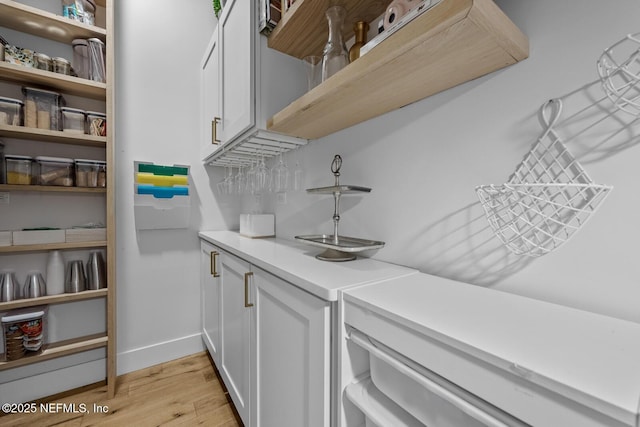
[201,29,221,160]
[219,0,255,145]
[200,0,307,166]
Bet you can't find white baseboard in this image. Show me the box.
[1,333,206,403]
[116,332,206,375]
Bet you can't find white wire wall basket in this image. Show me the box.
[597,32,640,116]
[476,99,612,257]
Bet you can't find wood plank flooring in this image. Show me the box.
[0,352,242,426]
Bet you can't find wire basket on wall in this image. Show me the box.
[597,32,640,116]
[476,99,612,257]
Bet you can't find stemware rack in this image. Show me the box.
[205,129,308,167]
[296,155,385,261]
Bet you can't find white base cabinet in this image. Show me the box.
[200,240,222,366]
[201,242,330,427]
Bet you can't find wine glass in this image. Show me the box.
[255,153,270,194]
[292,148,304,192]
[234,166,246,195]
[272,152,290,194]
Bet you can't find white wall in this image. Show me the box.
[1,0,228,402]
[265,0,640,323]
[114,0,231,373]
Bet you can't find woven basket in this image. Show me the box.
[476,99,612,257]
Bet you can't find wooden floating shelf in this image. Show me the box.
[0,184,106,193]
[0,62,107,100]
[0,333,107,371]
[268,0,387,59]
[267,0,529,140]
[0,0,106,44]
[0,241,107,254]
[0,124,106,147]
[0,289,107,311]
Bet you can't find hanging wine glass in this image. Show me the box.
[293,147,304,192]
[272,152,290,194]
[246,156,257,195]
[234,166,245,195]
[255,152,270,194]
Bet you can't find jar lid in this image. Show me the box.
[72,39,89,46]
[87,38,105,45]
[34,156,74,164]
[33,52,51,61]
[61,107,85,114]
[5,154,33,161]
[22,86,62,97]
[52,57,71,64]
[74,158,102,165]
[0,96,24,106]
[86,111,106,118]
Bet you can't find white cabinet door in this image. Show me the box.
[201,28,221,159]
[219,0,255,143]
[200,240,221,366]
[253,267,331,427]
[220,250,253,426]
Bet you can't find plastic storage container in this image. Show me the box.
[1,308,46,362]
[83,0,96,25]
[22,87,63,131]
[86,111,106,136]
[96,160,106,187]
[0,141,4,184]
[75,158,101,187]
[61,107,86,134]
[72,39,89,79]
[5,154,33,185]
[35,156,74,186]
[72,38,106,82]
[0,96,23,127]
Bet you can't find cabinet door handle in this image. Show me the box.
[244,272,254,308]
[212,117,221,144]
[210,251,219,277]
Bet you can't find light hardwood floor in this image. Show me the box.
[0,352,242,426]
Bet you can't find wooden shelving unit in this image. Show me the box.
[0,184,106,193]
[0,333,108,371]
[0,123,106,147]
[0,289,107,311]
[0,0,117,399]
[0,62,107,100]
[267,0,387,59]
[0,0,106,43]
[266,0,529,140]
[0,241,107,254]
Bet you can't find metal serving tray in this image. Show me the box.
[295,234,385,261]
[306,185,371,194]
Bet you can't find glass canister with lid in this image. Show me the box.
[33,53,53,72]
[53,57,71,75]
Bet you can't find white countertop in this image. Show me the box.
[198,230,417,301]
[343,273,640,426]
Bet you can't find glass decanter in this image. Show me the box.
[321,5,349,81]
